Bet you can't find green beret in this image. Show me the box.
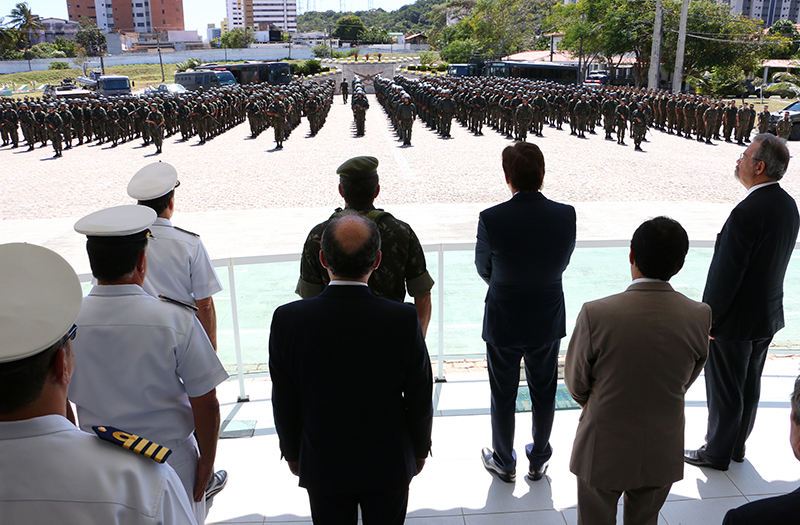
[337,156,379,180]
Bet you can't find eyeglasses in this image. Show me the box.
[48,325,77,368]
[738,152,764,165]
[60,324,78,348]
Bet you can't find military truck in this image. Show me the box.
[43,78,93,99]
[76,70,132,97]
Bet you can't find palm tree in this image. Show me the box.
[7,2,44,48]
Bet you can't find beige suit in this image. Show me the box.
[565,281,710,524]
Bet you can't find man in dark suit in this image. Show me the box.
[686,133,800,471]
[566,217,711,525]
[722,375,800,524]
[270,212,433,525]
[475,142,576,483]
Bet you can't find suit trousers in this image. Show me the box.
[307,488,408,525]
[577,477,671,525]
[486,341,559,472]
[703,338,772,464]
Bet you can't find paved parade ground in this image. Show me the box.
[3,91,800,524]
[3,93,800,266]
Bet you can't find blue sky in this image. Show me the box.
[0,0,416,35]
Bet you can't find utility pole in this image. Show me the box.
[647,0,663,89]
[156,32,165,82]
[671,0,689,93]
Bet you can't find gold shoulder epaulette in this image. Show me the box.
[158,294,199,312]
[93,426,172,464]
[173,226,199,237]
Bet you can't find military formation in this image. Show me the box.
[362,74,789,151]
[245,79,334,149]
[0,77,339,157]
[1,72,794,156]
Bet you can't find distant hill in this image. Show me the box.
[297,0,447,35]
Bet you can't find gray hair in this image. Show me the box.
[752,133,790,181]
[793,376,800,425]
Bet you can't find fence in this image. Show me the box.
[78,240,800,402]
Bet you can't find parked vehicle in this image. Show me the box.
[174,69,236,91]
[143,83,188,96]
[76,70,132,96]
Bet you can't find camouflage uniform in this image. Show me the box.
[777,116,792,139]
[296,205,434,303]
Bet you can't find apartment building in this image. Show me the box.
[67,0,185,33]
[225,0,297,33]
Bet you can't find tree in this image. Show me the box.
[74,17,106,56]
[549,0,611,80]
[358,27,392,44]
[7,2,43,48]
[766,19,800,59]
[439,38,480,63]
[464,0,554,58]
[660,0,762,81]
[220,27,255,48]
[333,14,365,42]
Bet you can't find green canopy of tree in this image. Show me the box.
[8,2,43,48]
[298,0,447,36]
[74,17,107,56]
[332,14,366,41]
[660,0,762,77]
[439,38,481,63]
[547,0,768,87]
[220,27,255,48]
[358,27,393,44]
[766,19,800,59]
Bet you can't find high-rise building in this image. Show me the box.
[207,23,222,41]
[225,0,297,33]
[722,0,800,26]
[67,0,185,33]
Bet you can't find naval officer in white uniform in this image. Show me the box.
[127,162,222,350]
[68,205,229,524]
[0,242,197,525]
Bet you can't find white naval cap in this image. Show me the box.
[74,205,157,242]
[127,161,180,201]
[0,243,82,363]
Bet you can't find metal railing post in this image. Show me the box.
[436,245,446,382]
[227,258,249,403]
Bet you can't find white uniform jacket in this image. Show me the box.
[143,218,223,304]
[0,415,197,525]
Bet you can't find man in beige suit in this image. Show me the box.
[565,216,711,525]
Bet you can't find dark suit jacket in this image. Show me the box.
[722,487,800,524]
[565,281,711,490]
[476,191,576,347]
[703,183,799,341]
[269,284,433,494]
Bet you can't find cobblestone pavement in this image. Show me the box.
[2,93,799,222]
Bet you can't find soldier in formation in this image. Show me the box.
[351,78,370,137]
[374,75,419,146]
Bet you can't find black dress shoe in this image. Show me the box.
[527,461,549,481]
[481,447,515,483]
[684,448,728,471]
[732,448,745,463]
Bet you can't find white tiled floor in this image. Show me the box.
[208,357,800,525]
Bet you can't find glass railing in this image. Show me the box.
[79,241,800,401]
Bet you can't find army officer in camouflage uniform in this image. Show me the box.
[296,156,434,335]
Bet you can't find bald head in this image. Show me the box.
[320,212,381,280]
